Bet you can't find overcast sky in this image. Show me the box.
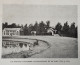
[3,5,77,27]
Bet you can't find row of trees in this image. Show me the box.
[20,21,50,35]
[2,21,78,38]
[55,22,77,38]
[2,21,50,35]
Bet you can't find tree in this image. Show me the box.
[68,22,77,37]
[33,21,39,34]
[17,24,21,28]
[11,23,17,28]
[39,21,46,35]
[46,20,50,29]
[55,22,62,34]
[62,22,69,35]
[33,21,38,31]
[28,24,34,35]
[23,24,28,35]
[5,22,8,27]
[21,24,23,28]
[75,27,78,38]
[2,23,4,29]
[3,22,8,28]
[70,22,75,29]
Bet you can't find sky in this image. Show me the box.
[3,5,77,27]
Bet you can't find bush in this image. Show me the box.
[33,40,38,46]
[19,43,23,48]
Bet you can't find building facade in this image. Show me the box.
[47,28,57,35]
[31,31,36,35]
[2,28,21,36]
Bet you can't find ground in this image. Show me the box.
[2,36,78,58]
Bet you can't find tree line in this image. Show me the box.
[55,21,77,38]
[2,21,77,38]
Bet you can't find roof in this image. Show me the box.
[47,27,57,31]
[3,28,21,31]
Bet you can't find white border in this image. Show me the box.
[0,0,80,65]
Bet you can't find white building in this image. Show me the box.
[47,28,57,35]
[2,28,21,36]
[31,31,36,35]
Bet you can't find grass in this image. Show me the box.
[2,37,49,58]
[2,36,78,58]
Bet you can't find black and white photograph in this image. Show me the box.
[2,5,78,58]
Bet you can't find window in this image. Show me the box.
[4,31,5,35]
[7,33,9,35]
[17,31,18,35]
